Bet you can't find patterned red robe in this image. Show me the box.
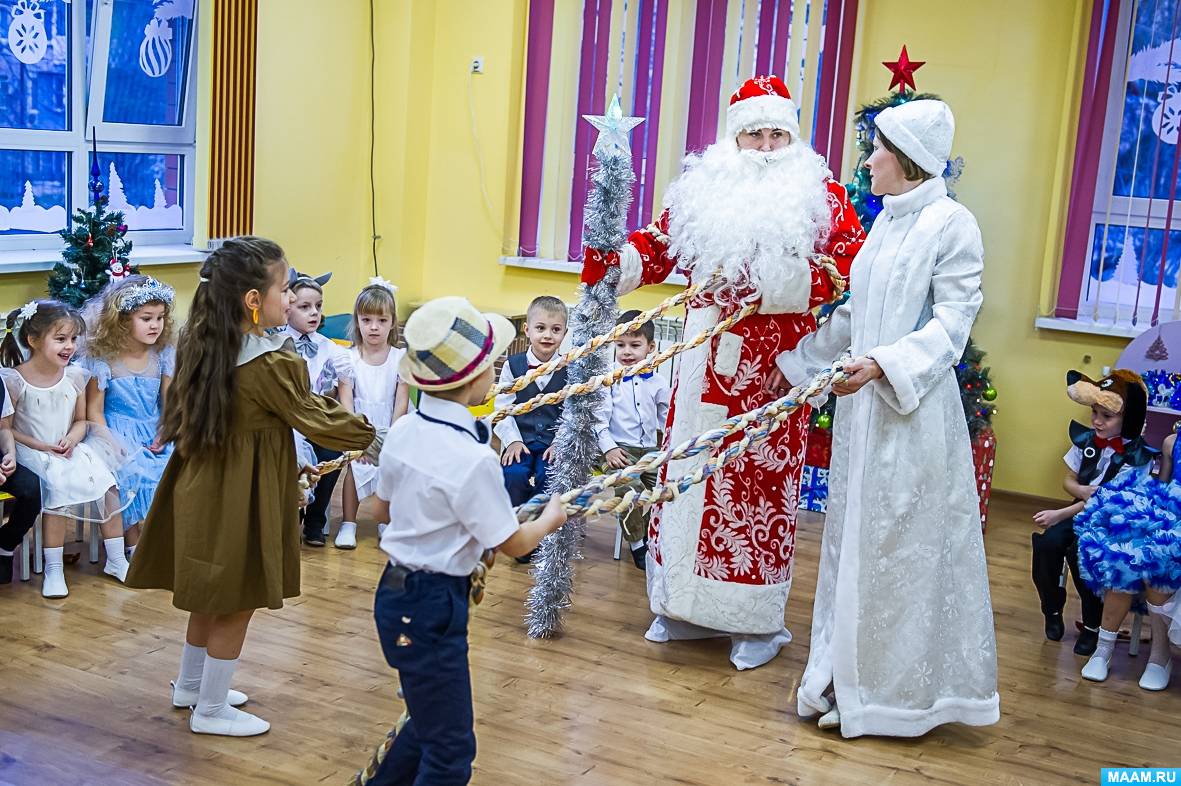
[617,180,863,634]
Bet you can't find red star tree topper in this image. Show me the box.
[882,45,925,92]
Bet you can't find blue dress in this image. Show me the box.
[84,346,175,528]
[1076,435,1181,594]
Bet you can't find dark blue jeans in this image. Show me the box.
[371,564,474,786]
[501,439,552,506]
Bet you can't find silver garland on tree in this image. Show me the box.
[526,96,643,638]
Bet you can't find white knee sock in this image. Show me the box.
[177,642,207,693]
[195,656,239,719]
[1094,627,1119,662]
[1146,603,1173,667]
[104,537,128,568]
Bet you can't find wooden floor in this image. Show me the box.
[2,493,1179,785]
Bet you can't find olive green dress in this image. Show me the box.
[126,335,375,614]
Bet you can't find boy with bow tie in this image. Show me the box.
[594,310,671,570]
[283,270,354,546]
[1031,369,1157,656]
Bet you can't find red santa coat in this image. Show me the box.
[616,180,863,634]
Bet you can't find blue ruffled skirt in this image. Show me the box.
[1075,470,1181,595]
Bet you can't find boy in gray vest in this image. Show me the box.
[494,296,568,563]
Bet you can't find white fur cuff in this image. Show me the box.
[618,245,643,295]
[726,94,801,140]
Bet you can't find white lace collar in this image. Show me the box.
[237,332,293,367]
[883,176,947,218]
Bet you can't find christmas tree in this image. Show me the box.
[48,141,137,307]
[957,338,996,438]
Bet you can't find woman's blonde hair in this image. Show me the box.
[83,275,176,362]
[348,284,399,346]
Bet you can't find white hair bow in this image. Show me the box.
[368,276,398,296]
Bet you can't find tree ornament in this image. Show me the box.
[1146,334,1169,362]
[106,225,117,237]
[816,412,833,430]
[882,45,925,92]
[982,386,997,402]
[7,0,47,65]
[85,234,93,249]
[139,18,174,78]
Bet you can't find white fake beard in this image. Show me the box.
[664,140,832,307]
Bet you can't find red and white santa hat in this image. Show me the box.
[725,75,800,141]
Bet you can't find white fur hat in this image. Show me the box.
[725,75,800,141]
[873,99,954,176]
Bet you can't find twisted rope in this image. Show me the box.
[514,354,850,523]
[484,269,723,403]
[492,302,758,424]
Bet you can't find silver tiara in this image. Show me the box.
[119,278,175,313]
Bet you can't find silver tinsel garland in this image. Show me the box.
[525,139,636,638]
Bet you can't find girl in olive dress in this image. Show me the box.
[127,237,375,737]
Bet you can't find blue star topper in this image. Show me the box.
[583,94,644,159]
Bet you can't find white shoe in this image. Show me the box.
[334,522,357,550]
[171,680,249,708]
[1082,653,1111,682]
[1139,660,1173,691]
[190,706,270,737]
[103,560,129,583]
[818,707,841,730]
[42,570,68,598]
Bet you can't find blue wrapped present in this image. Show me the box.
[799,465,829,513]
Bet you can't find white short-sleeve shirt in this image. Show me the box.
[376,393,519,576]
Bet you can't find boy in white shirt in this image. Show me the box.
[595,310,671,569]
[373,296,566,785]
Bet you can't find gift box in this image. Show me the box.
[972,427,996,533]
[799,465,829,513]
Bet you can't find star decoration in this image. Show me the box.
[583,94,644,159]
[882,45,925,92]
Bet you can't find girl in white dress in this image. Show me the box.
[0,300,130,598]
[334,278,409,549]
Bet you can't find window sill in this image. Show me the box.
[1034,315,1144,340]
[499,255,690,286]
[0,243,206,274]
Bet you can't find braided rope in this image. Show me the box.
[492,302,758,424]
[514,354,850,523]
[483,269,724,403]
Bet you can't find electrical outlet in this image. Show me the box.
[470,57,485,74]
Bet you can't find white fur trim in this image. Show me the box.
[617,244,643,295]
[726,94,800,140]
[647,305,790,635]
[713,333,743,377]
[756,260,812,314]
[874,100,954,177]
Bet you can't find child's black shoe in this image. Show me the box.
[1044,612,1064,641]
[0,554,13,584]
[1074,627,1099,656]
[302,530,326,547]
[630,543,648,570]
[515,549,537,564]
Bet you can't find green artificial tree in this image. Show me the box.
[48,141,137,307]
[957,338,997,439]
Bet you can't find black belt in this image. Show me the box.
[381,563,469,592]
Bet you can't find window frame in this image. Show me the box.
[0,0,198,254]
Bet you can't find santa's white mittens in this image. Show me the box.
[874,99,955,176]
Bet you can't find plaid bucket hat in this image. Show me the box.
[399,296,516,391]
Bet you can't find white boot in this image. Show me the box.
[42,547,68,598]
[729,628,792,671]
[818,706,841,730]
[644,615,728,643]
[334,521,357,550]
